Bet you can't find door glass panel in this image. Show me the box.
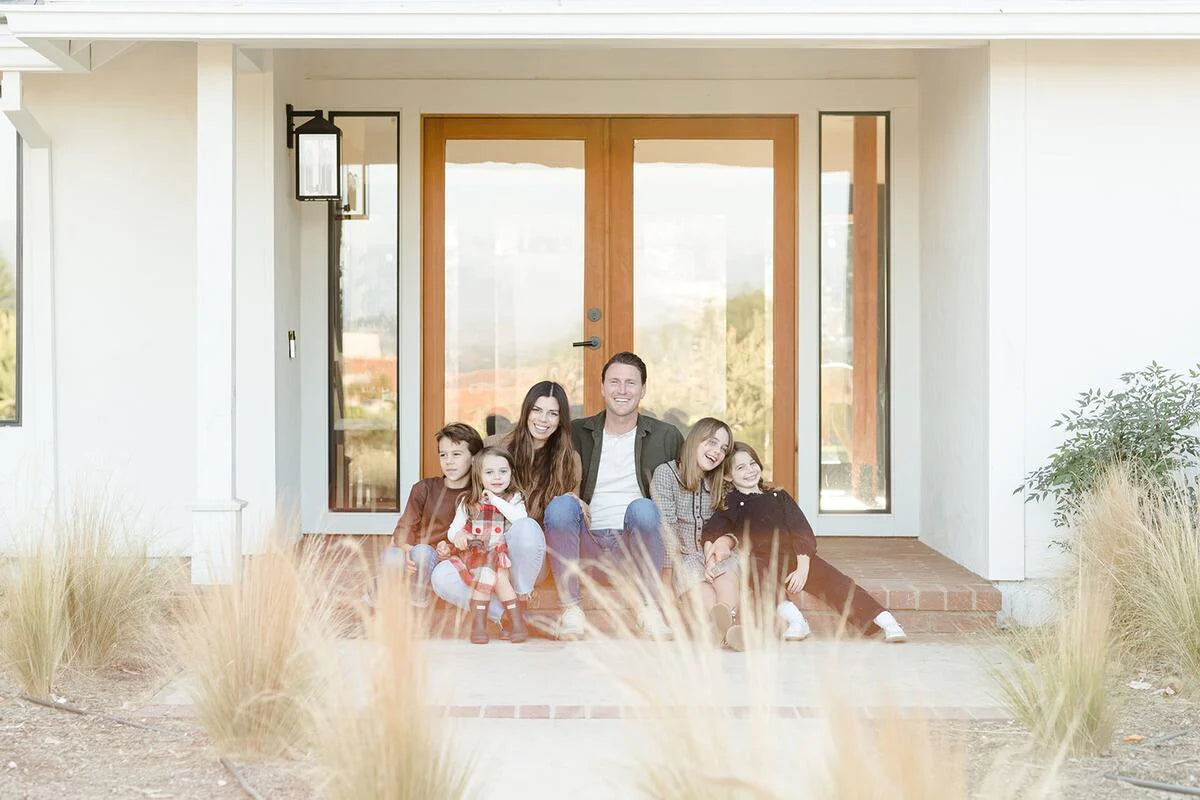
[444,140,586,439]
[330,114,400,511]
[632,139,775,478]
[819,113,889,512]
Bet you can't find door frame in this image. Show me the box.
[421,114,797,493]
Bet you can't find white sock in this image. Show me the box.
[874,610,901,629]
[777,601,806,625]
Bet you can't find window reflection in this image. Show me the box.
[329,114,399,510]
[819,114,890,512]
[0,119,18,424]
[632,139,775,478]
[443,140,586,437]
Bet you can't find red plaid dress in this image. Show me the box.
[446,501,513,597]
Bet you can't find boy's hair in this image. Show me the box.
[717,441,773,509]
[601,351,648,384]
[434,422,483,455]
[464,446,525,511]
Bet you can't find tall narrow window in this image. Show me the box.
[328,113,399,511]
[819,113,889,512]
[0,119,20,425]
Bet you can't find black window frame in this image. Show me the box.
[326,111,402,512]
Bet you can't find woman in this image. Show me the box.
[494,381,582,524]
[649,416,733,599]
[430,381,577,624]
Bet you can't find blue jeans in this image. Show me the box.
[542,494,665,607]
[380,542,439,607]
[428,517,547,623]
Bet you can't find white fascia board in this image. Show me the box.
[14,4,1200,42]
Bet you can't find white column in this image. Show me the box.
[986,41,1029,581]
[192,43,245,584]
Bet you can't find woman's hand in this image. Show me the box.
[450,533,468,551]
[402,543,416,574]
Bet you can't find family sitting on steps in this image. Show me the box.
[385,351,907,647]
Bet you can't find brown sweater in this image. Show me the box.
[391,477,469,547]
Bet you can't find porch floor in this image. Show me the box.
[332,534,1001,636]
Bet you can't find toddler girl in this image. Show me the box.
[445,446,529,644]
[701,442,907,650]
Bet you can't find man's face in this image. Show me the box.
[437,439,473,483]
[601,363,646,420]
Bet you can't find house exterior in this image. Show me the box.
[1,1,1198,621]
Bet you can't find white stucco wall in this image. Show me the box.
[0,42,298,554]
[1017,40,1200,576]
[4,44,198,552]
[917,46,990,578]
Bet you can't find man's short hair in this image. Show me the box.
[601,351,647,384]
[434,422,484,455]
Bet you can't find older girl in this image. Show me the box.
[649,417,733,600]
[445,447,529,644]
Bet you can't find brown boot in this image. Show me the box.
[505,600,528,644]
[470,602,489,644]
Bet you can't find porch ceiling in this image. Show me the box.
[9,0,1200,56]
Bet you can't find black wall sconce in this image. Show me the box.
[286,103,342,201]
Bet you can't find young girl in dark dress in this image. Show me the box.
[701,442,907,650]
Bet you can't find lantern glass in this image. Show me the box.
[298,131,338,199]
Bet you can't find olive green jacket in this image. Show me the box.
[572,411,686,505]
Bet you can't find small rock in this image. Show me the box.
[42,736,62,746]
[1123,734,1145,744]
[1129,680,1154,690]
[6,761,15,769]
[217,780,227,787]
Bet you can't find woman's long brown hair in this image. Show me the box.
[676,417,733,501]
[502,381,579,521]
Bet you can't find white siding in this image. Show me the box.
[917,46,990,577]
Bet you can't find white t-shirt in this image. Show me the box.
[587,428,642,530]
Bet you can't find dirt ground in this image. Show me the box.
[0,662,1197,799]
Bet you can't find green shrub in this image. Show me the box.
[1019,362,1200,529]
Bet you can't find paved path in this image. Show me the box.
[146,636,1012,798]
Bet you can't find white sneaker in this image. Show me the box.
[558,606,586,640]
[873,610,908,643]
[782,618,811,642]
[638,606,674,640]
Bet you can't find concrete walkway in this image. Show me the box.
[146,635,1013,799]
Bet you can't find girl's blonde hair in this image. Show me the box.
[465,446,524,511]
[718,441,773,509]
[677,417,733,500]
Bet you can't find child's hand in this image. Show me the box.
[785,568,805,594]
[709,536,733,563]
[481,489,495,504]
[450,533,468,551]
[435,541,451,560]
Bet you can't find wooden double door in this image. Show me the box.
[422,116,797,491]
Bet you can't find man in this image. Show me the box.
[542,351,684,640]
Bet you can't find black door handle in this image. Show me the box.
[572,336,601,349]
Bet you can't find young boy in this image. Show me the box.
[384,422,484,606]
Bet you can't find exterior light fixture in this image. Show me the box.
[286,104,341,201]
